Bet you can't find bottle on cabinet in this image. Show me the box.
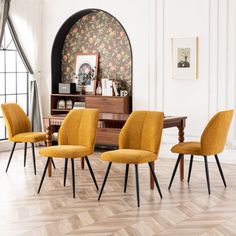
[96,81,102,95]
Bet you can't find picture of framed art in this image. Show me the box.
[74,53,99,94]
[65,99,73,110]
[171,37,198,79]
[57,99,65,109]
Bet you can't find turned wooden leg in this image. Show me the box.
[178,120,185,181]
[81,157,85,169]
[46,125,52,177]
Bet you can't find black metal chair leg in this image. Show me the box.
[31,143,37,175]
[6,142,16,172]
[135,164,140,207]
[215,154,227,187]
[168,154,182,190]
[187,155,194,183]
[124,164,129,193]
[71,159,76,198]
[38,157,50,194]
[85,156,99,191]
[148,162,162,198]
[98,162,112,201]
[51,158,56,169]
[64,158,68,187]
[44,141,56,169]
[24,142,27,167]
[204,156,211,195]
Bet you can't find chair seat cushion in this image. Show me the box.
[100,149,157,164]
[10,132,46,143]
[39,145,92,158]
[171,142,201,155]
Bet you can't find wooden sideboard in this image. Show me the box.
[50,94,131,147]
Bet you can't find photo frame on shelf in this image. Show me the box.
[171,37,198,80]
[57,99,66,109]
[65,99,73,110]
[74,53,99,94]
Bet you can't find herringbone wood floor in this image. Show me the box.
[0,147,236,236]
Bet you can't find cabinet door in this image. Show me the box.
[85,96,130,114]
[96,128,120,146]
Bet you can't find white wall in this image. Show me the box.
[152,0,236,161]
[40,0,236,161]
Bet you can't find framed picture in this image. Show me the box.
[171,37,198,79]
[74,53,99,94]
[57,99,65,109]
[65,99,73,110]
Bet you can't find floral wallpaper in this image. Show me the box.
[61,11,132,92]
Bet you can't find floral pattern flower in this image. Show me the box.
[61,11,132,92]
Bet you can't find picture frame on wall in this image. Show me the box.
[74,53,99,94]
[171,37,198,80]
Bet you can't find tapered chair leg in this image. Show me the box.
[98,162,112,201]
[168,154,182,190]
[204,156,211,195]
[215,154,227,187]
[38,157,50,194]
[6,142,16,172]
[71,159,76,198]
[64,158,68,187]
[51,159,56,169]
[124,164,129,193]
[85,156,99,191]
[187,155,194,183]
[31,143,37,175]
[135,164,140,207]
[44,141,56,169]
[148,162,162,198]
[24,142,27,167]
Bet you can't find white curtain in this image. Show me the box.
[9,0,43,131]
[0,0,10,46]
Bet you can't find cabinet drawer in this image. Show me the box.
[96,128,120,146]
[86,96,130,114]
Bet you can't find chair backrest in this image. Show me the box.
[1,103,31,139]
[200,110,234,155]
[58,109,99,151]
[119,110,164,154]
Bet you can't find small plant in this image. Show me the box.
[77,66,96,86]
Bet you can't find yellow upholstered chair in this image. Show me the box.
[1,103,54,175]
[38,108,99,198]
[168,110,234,194]
[98,110,164,207]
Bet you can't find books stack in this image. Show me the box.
[73,102,85,109]
[101,79,113,96]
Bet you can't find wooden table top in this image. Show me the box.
[44,113,187,123]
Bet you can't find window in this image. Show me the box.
[0,23,29,140]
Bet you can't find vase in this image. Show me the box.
[81,86,86,95]
[96,81,102,95]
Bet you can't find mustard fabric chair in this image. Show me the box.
[1,103,54,175]
[38,108,99,198]
[98,111,164,207]
[168,110,234,194]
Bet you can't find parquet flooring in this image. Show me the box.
[0,147,236,235]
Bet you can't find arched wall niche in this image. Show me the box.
[51,9,132,95]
